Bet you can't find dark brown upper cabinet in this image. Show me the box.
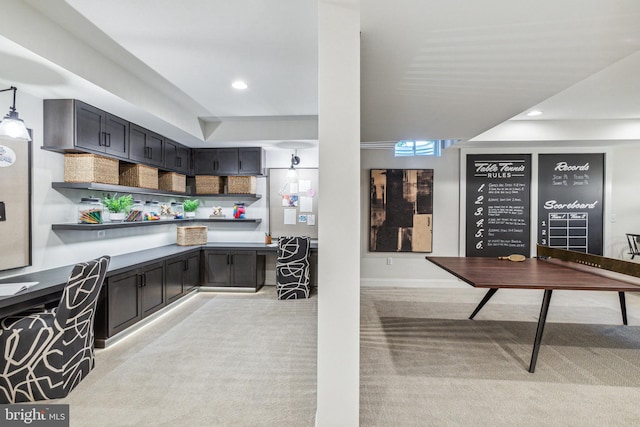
[193,147,264,176]
[164,139,193,175]
[129,123,164,167]
[43,99,129,160]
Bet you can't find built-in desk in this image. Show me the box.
[0,245,201,319]
[0,241,318,328]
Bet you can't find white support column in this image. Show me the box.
[317,1,360,426]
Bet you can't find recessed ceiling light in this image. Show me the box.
[526,110,542,117]
[232,80,248,90]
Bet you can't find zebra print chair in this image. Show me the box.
[276,236,311,299]
[0,255,110,403]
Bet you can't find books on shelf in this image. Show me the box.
[0,282,39,297]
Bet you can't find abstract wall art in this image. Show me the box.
[369,169,433,252]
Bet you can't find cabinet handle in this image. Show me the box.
[99,131,105,147]
[183,259,188,271]
[106,133,111,147]
[239,160,242,170]
[143,273,147,287]
[138,274,144,288]
[176,156,182,167]
[227,254,230,264]
[148,147,153,159]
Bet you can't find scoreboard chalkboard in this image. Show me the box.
[537,153,604,255]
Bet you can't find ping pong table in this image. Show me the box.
[426,245,640,373]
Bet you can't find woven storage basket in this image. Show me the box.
[158,171,186,193]
[227,176,256,194]
[64,154,119,185]
[176,225,207,246]
[119,163,159,189]
[195,175,224,194]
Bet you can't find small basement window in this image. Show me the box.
[394,140,457,157]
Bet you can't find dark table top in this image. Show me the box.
[426,256,640,292]
[0,241,317,317]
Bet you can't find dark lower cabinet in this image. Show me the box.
[95,261,165,347]
[202,250,264,290]
[141,262,165,317]
[94,248,267,347]
[165,251,200,304]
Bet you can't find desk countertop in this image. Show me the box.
[0,241,318,317]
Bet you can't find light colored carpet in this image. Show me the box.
[58,288,317,427]
[55,284,640,426]
[360,287,640,426]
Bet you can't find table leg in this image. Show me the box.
[619,292,628,326]
[469,288,499,320]
[529,289,553,373]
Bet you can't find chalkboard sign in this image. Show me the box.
[537,153,604,255]
[465,154,531,257]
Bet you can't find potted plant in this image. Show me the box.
[102,194,134,222]
[183,199,199,218]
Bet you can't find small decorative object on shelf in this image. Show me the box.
[144,201,161,221]
[160,203,172,220]
[172,202,184,219]
[101,193,133,222]
[265,232,272,245]
[77,197,103,224]
[210,206,224,218]
[183,199,199,218]
[233,202,246,219]
[125,200,144,222]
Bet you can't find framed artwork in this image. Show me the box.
[369,169,433,252]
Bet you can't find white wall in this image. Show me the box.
[360,147,464,288]
[0,90,318,280]
[609,143,640,258]
[360,142,640,288]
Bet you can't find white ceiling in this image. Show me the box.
[1,0,640,148]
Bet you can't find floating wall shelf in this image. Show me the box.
[52,217,262,231]
[52,182,262,200]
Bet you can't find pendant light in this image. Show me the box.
[0,86,31,141]
[287,152,301,178]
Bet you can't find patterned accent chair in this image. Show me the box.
[0,255,110,403]
[276,236,311,299]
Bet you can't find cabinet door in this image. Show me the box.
[230,251,257,287]
[104,113,129,159]
[164,140,179,171]
[128,123,148,163]
[238,147,263,175]
[204,251,231,286]
[215,148,239,175]
[75,101,106,153]
[176,144,192,175]
[141,262,165,317]
[165,256,185,304]
[183,252,200,291]
[164,140,191,174]
[107,270,141,336]
[193,149,217,175]
[129,124,164,166]
[146,131,164,167]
